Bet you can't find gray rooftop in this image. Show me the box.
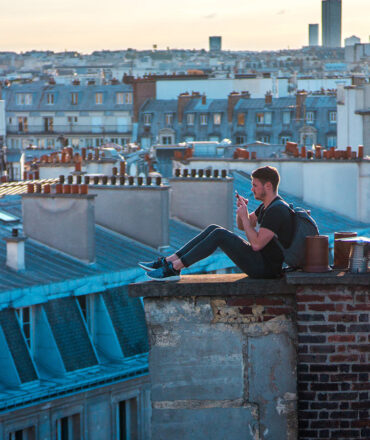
[3,82,133,113]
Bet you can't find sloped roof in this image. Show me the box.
[3,82,133,113]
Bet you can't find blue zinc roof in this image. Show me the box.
[2,82,133,113]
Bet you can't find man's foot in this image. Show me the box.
[138,257,166,271]
[146,261,181,282]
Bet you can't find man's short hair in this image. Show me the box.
[251,166,280,192]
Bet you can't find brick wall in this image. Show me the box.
[297,286,370,439]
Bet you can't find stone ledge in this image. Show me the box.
[129,274,296,297]
[129,271,370,298]
[285,270,370,286]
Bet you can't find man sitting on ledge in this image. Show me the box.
[139,166,294,281]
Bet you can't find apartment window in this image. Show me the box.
[143,113,152,126]
[257,134,271,143]
[161,136,173,145]
[282,111,291,124]
[280,136,291,145]
[9,117,12,124]
[165,113,173,126]
[16,93,32,105]
[118,398,138,440]
[71,93,78,105]
[213,113,221,125]
[329,111,337,123]
[237,113,245,126]
[16,307,33,351]
[68,116,78,123]
[327,135,337,147]
[43,117,54,132]
[256,113,264,124]
[95,93,103,104]
[18,117,28,133]
[200,114,207,125]
[46,93,54,104]
[236,136,245,145]
[125,93,133,104]
[264,112,272,124]
[8,426,36,440]
[306,111,314,124]
[116,92,124,104]
[56,414,81,440]
[186,113,194,126]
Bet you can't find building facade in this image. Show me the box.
[322,0,342,48]
[337,82,370,155]
[2,82,133,149]
[138,92,338,149]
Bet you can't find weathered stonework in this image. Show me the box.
[130,272,370,440]
[133,276,298,440]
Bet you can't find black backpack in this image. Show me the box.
[267,199,319,268]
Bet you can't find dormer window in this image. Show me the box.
[144,113,152,126]
[16,307,33,351]
[95,92,103,104]
[187,113,195,126]
[46,93,54,104]
[71,92,78,105]
[16,93,32,105]
[213,113,221,125]
[200,114,208,125]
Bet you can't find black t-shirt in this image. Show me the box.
[254,196,294,273]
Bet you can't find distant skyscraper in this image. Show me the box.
[322,0,342,47]
[309,24,319,46]
[209,36,222,52]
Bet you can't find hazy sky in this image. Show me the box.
[1,0,369,53]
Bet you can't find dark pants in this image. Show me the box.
[176,224,278,278]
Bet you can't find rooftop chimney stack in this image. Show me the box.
[227,92,242,123]
[265,92,273,105]
[22,192,96,263]
[4,228,26,271]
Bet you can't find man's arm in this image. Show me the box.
[237,211,257,230]
[237,199,274,250]
[236,195,257,230]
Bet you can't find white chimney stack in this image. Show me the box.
[4,229,26,271]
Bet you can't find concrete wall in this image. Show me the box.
[22,194,96,263]
[337,86,364,151]
[38,161,118,180]
[131,275,297,440]
[0,376,151,440]
[169,177,234,231]
[90,185,169,249]
[156,77,289,100]
[130,271,370,440]
[180,158,370,223]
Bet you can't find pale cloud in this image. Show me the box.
[203,13,217,19]
[277,10,286,15]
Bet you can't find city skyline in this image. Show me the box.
[0,0,369,53]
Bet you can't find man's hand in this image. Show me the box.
[236,197,250,222]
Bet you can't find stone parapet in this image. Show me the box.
[130,272,370,439]
[130,274,298,439]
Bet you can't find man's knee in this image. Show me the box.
[211,227,230,242]
[205,224,222,233]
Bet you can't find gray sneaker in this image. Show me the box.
[146,261,181,282]
[138,257,166,271]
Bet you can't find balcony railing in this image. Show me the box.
[7,125,132,135]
